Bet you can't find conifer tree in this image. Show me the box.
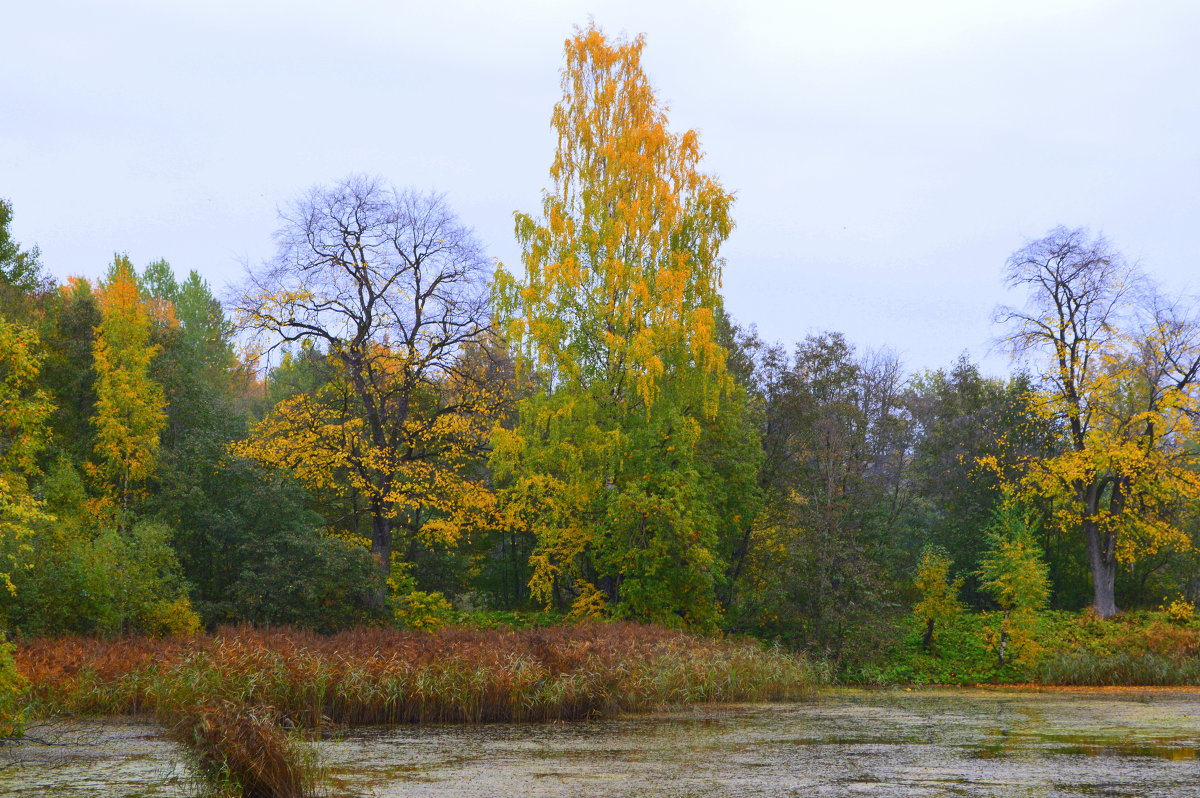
[978,496,1051,667]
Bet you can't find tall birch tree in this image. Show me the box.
[492,24,759,629]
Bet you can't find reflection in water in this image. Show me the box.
[3,688,1199,797]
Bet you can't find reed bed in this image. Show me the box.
[1037,651,1200,687]
[19,623,823,726]
[167,701,323,798]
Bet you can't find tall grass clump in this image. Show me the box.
[168,701,322,798]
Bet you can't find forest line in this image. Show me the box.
[1,23,1199,701]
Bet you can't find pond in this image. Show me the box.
[3,688,1199,797]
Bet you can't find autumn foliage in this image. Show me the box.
[90,255,167,514]
[491,23,760,630]
[2,22,1200,733]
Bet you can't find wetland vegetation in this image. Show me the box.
[2,16,1200,798]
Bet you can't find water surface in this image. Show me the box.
[4,689,1199,797]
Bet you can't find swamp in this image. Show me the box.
[4,689,1199,797]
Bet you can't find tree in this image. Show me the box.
[491,24,759,629]
[912,545,964,652]
[977,496,1051,667]
[903,357,1057,605]
[730,332,909,658]
[90,256,168,516]
[0,198,49,300]
[996,227,1200,617]
[233,176,502,603]
[0,317,51,736]
[0,318,54,596]
[41,277,102,463]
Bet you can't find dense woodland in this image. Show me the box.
[2,25,1199,678]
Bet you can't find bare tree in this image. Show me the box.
[233,175,501,603]
[997,227,1135,441]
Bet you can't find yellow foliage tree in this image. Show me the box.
[491,24,760,629]
[90,256,167,516]
[997,228,1200,617]
[232,178,506,604]
[0,318,54,595]
[0,318,51,737]
[912,545,964,652]
[234,346,502,548]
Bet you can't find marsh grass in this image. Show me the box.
[1037,651,1200,686]
[167,701,323,798]
[19,623,822,724]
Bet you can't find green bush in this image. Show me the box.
[0,631,25,737]
[867,608,1200,686]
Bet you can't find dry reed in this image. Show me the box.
[167,700,321,798]
[19,623,822,725]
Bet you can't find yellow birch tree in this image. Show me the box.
[491,24,760,629]
[90,256,167,517]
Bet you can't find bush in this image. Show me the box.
[1163,597,1197,625]
[393,590,454,631]
[0,632,26,737]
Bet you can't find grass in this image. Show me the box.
[167,701,324,798]
[1037,650,1200,686]
[18,622,823,724]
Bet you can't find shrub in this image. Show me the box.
[0,631,26,737]
[393,591,454,632]
[1163,598,1197,625]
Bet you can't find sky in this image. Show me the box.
[3,0,1197,374]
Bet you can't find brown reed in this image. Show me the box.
[167,701,321,798]
[18,623,822,725]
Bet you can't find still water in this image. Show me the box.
[3,689,1199,797]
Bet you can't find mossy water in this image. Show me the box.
[4,689,1199,797]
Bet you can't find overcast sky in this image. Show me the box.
[3,0,1196,374]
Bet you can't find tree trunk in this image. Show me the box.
[997,609,1010,667]
[922,617,935,652]
[370,512,392,610]
[1083,517,1118,618]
